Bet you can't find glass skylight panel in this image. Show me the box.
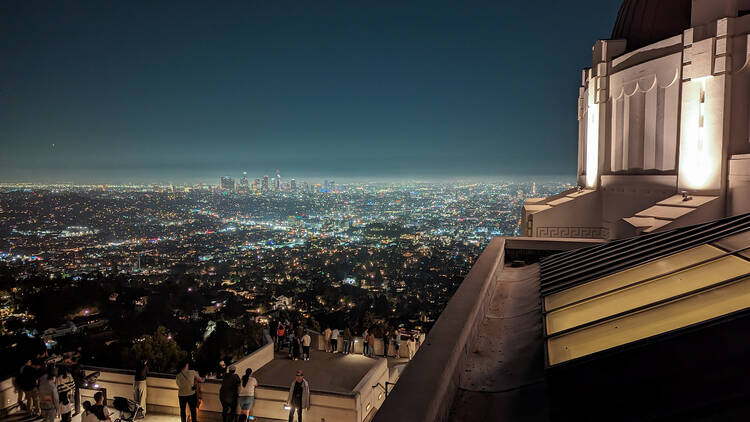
[544,244,725,311]
[547,275,750,365]
[545,255,750,335]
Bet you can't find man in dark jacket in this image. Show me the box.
[219,365,240,422]
[18,360,39,415]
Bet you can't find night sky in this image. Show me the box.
[0,1,622,184]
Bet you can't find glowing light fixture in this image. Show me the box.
[585,86,599,188]
[682,77,714,189]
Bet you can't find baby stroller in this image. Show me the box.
[112,396,143,421]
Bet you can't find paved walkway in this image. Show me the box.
[448,264,550,422]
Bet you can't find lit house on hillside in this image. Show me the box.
[374,1,750,421]
[523,0,750,240]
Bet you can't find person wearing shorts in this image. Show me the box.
[239,368,258,420]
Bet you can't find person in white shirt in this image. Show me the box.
[38,368,59,422]
[238,368,258,420]
[330,328,339,353]
[301,332,312,360]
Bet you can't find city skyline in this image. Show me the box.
[0,0,622,183]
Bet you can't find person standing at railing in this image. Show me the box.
[323,327,331,353]
[330,328,339,353]
[301,331,312,360]
[286,370,310,422]
[176,361,205,422]
[362,328,369,356]
[343,327,352,355]
[133,359,148,417]
[392,329,401,358]
[220,365,240,422]
[366,331,376,357]
[238,368,258,421]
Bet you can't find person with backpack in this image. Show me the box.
[238,368,258,421]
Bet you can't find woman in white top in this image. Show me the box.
[238,368,258,420]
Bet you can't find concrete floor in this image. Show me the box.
[255,349,382,394]
[448,264,550,422]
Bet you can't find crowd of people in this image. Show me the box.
[321,326,420,359]
[272,319,421,360]
[177,360,309,422]
[14,349,84,422]
[271,319,312,361]
[12,321,421,422]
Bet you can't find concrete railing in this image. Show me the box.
[315,335,423,359]
[371,236,599,422]
[352,358,389,422]
[230,342,274,377]
[373,237,508,422]
[78,364,370,422]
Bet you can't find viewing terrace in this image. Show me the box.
[1,333,416,422]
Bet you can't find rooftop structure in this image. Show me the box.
[375,214,750,421]
[523,0,750,240]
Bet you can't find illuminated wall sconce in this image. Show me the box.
[585,86,599,188]
[681,77,714,190]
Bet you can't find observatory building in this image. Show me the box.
[374,2,750,421]
[523,0,750,240]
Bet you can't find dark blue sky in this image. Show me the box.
[0,1,622,184]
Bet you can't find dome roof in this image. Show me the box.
[611,0,692,52]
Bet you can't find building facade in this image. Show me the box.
[524,0,750,240]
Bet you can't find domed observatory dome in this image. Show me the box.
[611,0,692,52]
